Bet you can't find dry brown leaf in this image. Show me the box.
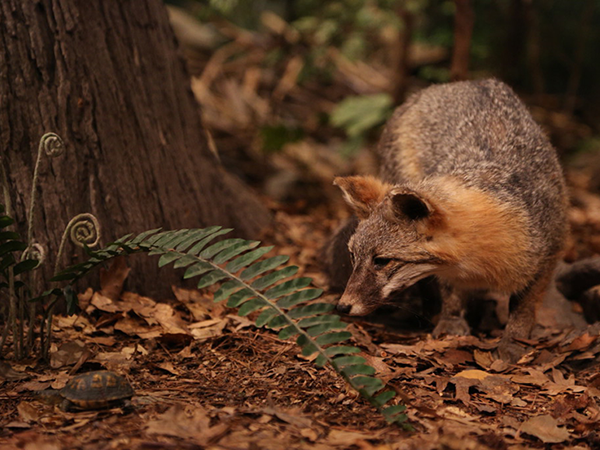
[18,380,51,392]
[510,368,550,387]
[550,394,592,420]
[119,292,158,317]
[442,349,474,365]
[325,429,381,446]
[228,314,255,331]
[454,370,491,381]
[77,288,94,312]
[173,286,215,320]
[153,303,189,335]
[86,336,116,346]
[361,353,392,374]
[479,375,519,404]
[567,332,597,351]
[94,350,135,366]
[155,362,182,376]
[177,345,195,359]
[451,376,479,405]
[48,372,70,390]
[17,402,42,423]
[473,349,494,369]
[4,421,31,430]
[189,318,227,341]
[54,314,94,334]
[146,405,227,444]
[520,414,570,444]
[532,349,570,370]
[50,341,90,369]
[90,292,121,313]
[99,256,130,301]
[0,362,29,381]
[114,316,161,339]
[261,406,312,428]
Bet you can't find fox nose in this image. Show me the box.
[337,303,352,314]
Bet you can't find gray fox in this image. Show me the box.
[329,79,568,361]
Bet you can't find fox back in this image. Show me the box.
[334,79,567,321]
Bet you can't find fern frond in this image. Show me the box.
[58,226,410,427]
[0,216,38,285]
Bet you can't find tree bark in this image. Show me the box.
[450,0,474,82]
[392,5,414,105]
[502,0,527,85]
[0,0,271,295]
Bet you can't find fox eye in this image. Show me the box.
[373,257,392,269]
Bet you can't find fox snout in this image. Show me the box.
[336,292,379,316]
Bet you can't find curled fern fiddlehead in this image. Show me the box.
[53,226,410,427]
[54,213,101,275]
[21,243,45,267]
[40,133,66,158]
[68,213,101,248]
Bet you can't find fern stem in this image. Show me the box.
[26,133,65,248]
[0,159,13,219]
[8,266,19,359]
[41,295,60,361]
[0,160,14,358]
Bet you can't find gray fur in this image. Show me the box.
[378,79,567,261]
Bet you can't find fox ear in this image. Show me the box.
[334,176,389,219]
[387,188,432,222]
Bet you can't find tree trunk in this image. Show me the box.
[450,0,474,82]
[502,0,527,86]
[0,0,271,295]
[392,5,414,105]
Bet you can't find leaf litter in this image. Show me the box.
[0,202,599,450]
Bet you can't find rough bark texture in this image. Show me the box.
[0,0,271,295]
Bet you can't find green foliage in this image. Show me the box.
[208,0,240,14]
[55,226,410,427]
[260,124,305,153]
[0,206,39,287]
[0,205,42,359]
[292,0,404,60]
[330,93,393,155]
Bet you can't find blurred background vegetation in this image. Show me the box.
[165,0,600,204]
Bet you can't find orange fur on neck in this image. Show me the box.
[419,177,534,292]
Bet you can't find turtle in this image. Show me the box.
[35,370,135,412]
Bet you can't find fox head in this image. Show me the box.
[333,175,445,316]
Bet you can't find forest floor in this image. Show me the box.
[1,196,600,450]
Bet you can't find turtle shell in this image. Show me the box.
[60,370,134,410]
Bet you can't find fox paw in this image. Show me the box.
[432,316,470,338]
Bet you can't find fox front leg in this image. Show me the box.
[432,284,470,337]
[498,263,555,363]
